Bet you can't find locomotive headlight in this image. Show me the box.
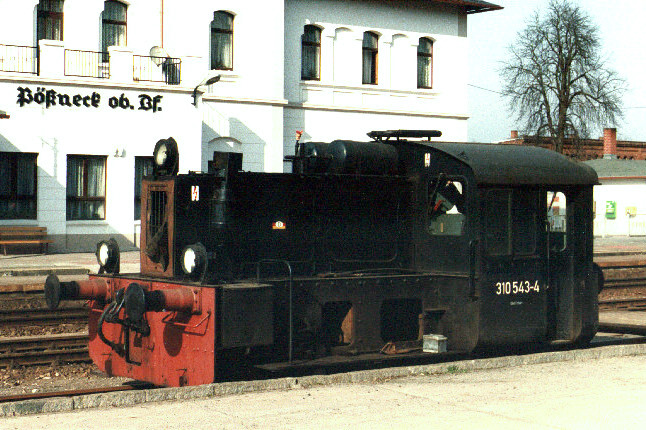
[98,242,110,266]
[95,238,120,274]
[182,247,197,274]
[155,142,168,167]
[152,137,179,176]
[181,243,207,280]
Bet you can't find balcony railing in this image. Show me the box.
[64,49,109,79]
[0,44,37,74]
[133,55,181,85]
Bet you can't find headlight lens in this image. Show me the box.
[155,143,168,167]
[95,238,120,274]
[180,243,207,280]
[98,242,110,266]
[183,247,197,274]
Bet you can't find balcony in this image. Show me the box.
[133,55,181,85]
[64,49,109,79]
[0,44,37,74]
[0,40,187,86]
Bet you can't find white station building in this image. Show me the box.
[0,0,501,252]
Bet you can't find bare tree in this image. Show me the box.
[501,0,625,153]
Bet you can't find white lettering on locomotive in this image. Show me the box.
[495,280,540,295]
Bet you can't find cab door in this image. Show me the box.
[478,187,548,346]
[546,188,586,341]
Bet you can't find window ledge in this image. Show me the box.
[300,81,440,97]
[66,220,108,226]
[210,70,239,81]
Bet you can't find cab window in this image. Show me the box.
[547,191,567,251]
[427,177,466,236]
[484,188,538,256]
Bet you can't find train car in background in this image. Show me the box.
[45,130,602,387]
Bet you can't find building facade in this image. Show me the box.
[0,0,500,251]
[500,128,646,161]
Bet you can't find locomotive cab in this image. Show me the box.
[405,142,599,347]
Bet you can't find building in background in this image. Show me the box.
[500,128,646,161]
[0,0,501,251]
[502,127,646,237]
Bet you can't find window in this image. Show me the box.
[513,190,538,255]
[484,189,539,256]
[427,177,466,236]
[0,152,37,219]
[417,37,433,88]
[483,189,511,255]
[134,156,153,220]
[66,155,106,220]
[362,31,378,85]
[211,11,233,70]
[102,1,127,54]
[37,0,64,41]
[301,25,321,80]
[547,191,567,251]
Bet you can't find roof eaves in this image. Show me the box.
[432,0,503,14]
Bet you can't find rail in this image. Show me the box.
[599,298,646,311]
[0,332,89,368]
[0,384,149,404]
[0,307,87,327]
[0,44,37,74]
[64,49,109,79]
[133,55,181,85]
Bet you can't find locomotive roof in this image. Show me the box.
[421,141,599,186]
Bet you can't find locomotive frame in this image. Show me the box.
[45,130,601,387]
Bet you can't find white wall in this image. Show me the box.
[0,0,478,250]
[592,180,646,236]
[0,78,201,250]
[283,0,470,160]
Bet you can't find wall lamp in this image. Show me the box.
[192,74,221,106]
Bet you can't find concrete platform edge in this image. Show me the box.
[3,343,646,418]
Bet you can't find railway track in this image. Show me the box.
[0,332,89,368]
[0,259,643,371]
[0,307,87,328]
[599,298,646,311]
[0,383,150,404]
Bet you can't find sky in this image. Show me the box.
[466,0,646,143]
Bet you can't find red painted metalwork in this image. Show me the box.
[75,278,109,301]
[87,275,216,387]
[157,287,199,313]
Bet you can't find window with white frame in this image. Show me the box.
[37,0,64,41]
[211,11,234,70]
[362,31,379,85]
[417,37,433,89]
[302,25,321,80]
[66,155,106,220]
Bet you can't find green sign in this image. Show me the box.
[605,201,616,219]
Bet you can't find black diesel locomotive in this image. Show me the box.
[46,130,601,387]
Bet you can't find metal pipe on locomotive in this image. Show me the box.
[45,130,603,387]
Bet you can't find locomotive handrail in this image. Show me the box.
[161,311,211,330]
[256,259,294,364]
[469,239,479,299]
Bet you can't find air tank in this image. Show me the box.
[327,140,398,175]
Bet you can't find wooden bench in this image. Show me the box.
[0,226,54,255]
